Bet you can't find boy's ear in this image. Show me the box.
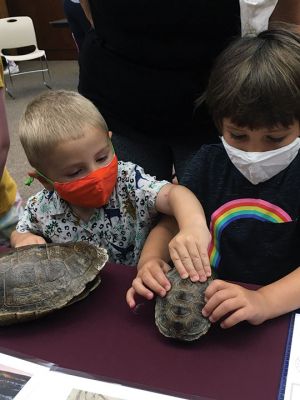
[108,130,112,139]
[28,171,54,191]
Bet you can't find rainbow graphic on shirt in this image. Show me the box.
[208,198,292,269]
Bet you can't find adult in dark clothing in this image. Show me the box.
[63,0,90,51]
[78,0,298,181]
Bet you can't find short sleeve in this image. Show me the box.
[180,143,231,209]
[16,195,44,235]
[179,147,208,197]
[118,161,169,218]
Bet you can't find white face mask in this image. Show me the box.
[221,136,300,185]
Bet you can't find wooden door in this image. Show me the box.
[0,0,9,18]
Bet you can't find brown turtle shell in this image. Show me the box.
[0,242,108,325]
[155,268,213,341]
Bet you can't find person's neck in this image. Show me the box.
[71,205,95,223]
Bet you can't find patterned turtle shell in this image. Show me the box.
[0,242,108,325]
[155,268,213,341]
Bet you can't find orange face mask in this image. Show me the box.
[54,154,118,207]
[32,155,118,208]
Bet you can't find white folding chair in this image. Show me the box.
[0,16,52,98]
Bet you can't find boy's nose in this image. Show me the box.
[246,139,266,152]
[87,162,100,174]
[247,145,263,152]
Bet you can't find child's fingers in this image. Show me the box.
[169,239,210,282]
[37,238,47,245]
[133,273,168,297]
[202,283,236,318]
[185,242,209,282]
[131,277,155,299]
[204,279,228,300]
[161,261,172,275]
[196,244,211,276]
[126,287,138,308]
[207,297,239,323]
[220,309,246,329]
[153,268,171,291]
[141,262,171,291]
[169,246,199,281]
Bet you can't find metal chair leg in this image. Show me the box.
[5,64,15,99]
[42,56,52,89]
[44,55,52,82]
[5,86,14,99]
[40,57,45,82]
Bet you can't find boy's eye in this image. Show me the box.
[96,155,108,163]
[267,136,285,143]
[230,133,247,140]
[67,169,82,178]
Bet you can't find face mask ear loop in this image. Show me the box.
[24,170,54,186]
[109,138,115,155]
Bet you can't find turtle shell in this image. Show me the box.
[155,268,213,341]
[0,242,108,325]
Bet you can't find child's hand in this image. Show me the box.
[126,258,171,308]
[168,223,211,282]
[11,231,46,248]
[202,280,267,328]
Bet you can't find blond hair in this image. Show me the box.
[19,90,108,167]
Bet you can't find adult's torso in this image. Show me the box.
[89,0,240,69]
[79,1,240,137]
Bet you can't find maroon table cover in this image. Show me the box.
[0,262,290,400]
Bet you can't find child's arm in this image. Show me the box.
[155,184,211,282]
[126,215,176,308]
[10,230,46,247]
[10,193,47,248]
[202,267,300,328]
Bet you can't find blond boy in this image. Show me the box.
[12,90,211,276]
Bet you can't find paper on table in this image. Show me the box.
[283,313,300,400]
[0,352,51,400]
[26,370,195,400]
[0,350,209,400]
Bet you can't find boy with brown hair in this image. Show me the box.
[127,29,300,329]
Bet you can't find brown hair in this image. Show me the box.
[197,29,300,131]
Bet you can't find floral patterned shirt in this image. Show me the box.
[16,161,169,265]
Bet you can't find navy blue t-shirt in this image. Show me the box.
[181,144,300,285]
